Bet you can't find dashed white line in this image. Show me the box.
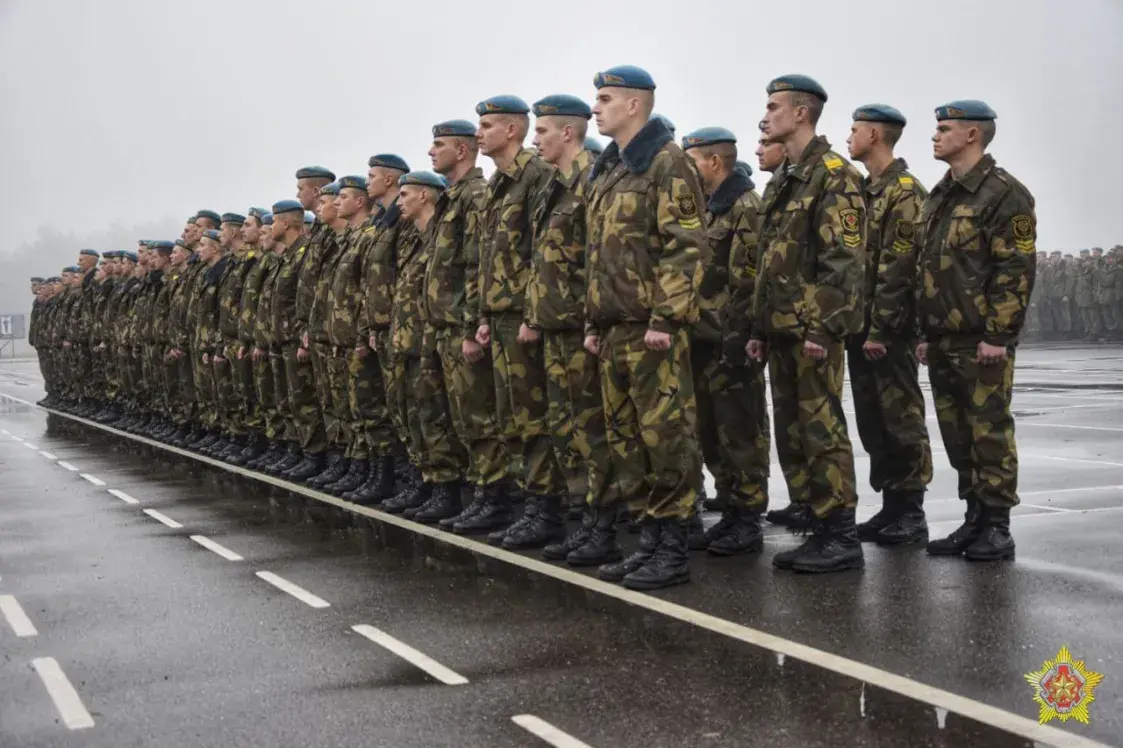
[39,450,57,460]
[1022,503,1077,513]
[107,489,139,505]
[1021,422,1123,434]
[512,715,595,748]
[31,658,94,730]
[0,594,38,637]
[57,461,78,472]
[10,435,24,442]
[1029,453,1123,468]
[190,535,243,561]
[255,571,330,609]
[79,473,105,487]
[142,509,183,529]
[351,624,468,685]
[23,442,39,450]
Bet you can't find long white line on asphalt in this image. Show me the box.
[511,715,595,748]
[1021,422,1123,434]
[107,489,139,505]
[79,473,105,487]
[351,624,468,685]
[0,594,38,637]
[10,435,23,442]
[31,658,95,730]
[255,571,330,608]
[39,450,57,460]
[57,461,78,471]
[23,442,38,450]
[1029,453,1123,468]
[189,535,243,561]
[142,509,183,529]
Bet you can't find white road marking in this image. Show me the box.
[39,450,57,460]
[1029,453,1123,468]
[31,658,95,730]
[108,489,139,505]
[511,715,594,748]
[57,461,78,472]
[142,509,183,529]
[10,435,23,442]
[1,428,8,434]
[351,624,468,686]
[255,571,330,609]
[1021,503,1076,513]
[1020,422,1123,434]
[79,474,105,487]
[189,535,243,561]
[0,594,38,637]
[23,442,38,450]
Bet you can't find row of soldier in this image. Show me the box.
[1024,247,1123,342]
[29,67,1036,590]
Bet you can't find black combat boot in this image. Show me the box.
[219,435,246,463]
[622,519,691,590]
[381,467,427,514]
[266,443,302,475]
[503,495,566,550]
[705,506,765,556]
[440,485,487,530]
[452,482,513,535]
[247,440,280,470]
[190,429,218,451]
[489,496,538,546]
[566,506,623,566]
[342,459,378,502]
[326,458,368,496]
[857,493,899,542]
[926,499,983,556]
[790,508,865,573]
[237,432,268,465]
[284,452,325,482]
[413,481,463,524]
[348,455,397,505]
[766,502,813,529]
[543,505,596,561]
[684,503,707,551]
[598,518,661,582]
[307,451,347,488]
[875,490,929,546]
[964,506,1016,561]
[396,480,434,517]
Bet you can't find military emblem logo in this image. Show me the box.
[1024,646,1104,725]
[896,221,915,241]
[1012,215,1033,239]
[677,193,697,218]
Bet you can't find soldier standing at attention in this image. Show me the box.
[844,104,933,546]
[920,101,1036,561]
[584,65,707,590]
[749,74,867,574]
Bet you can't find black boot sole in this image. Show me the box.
[875,532,929,547]
[706,540,764,557]
[621,570,690,590]
[791,557,865,573]
[964,548,1016,561]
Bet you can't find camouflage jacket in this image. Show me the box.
[1094,259,1116,304]
[134,270,164,344]
[117,278,144,349]
[423,167,487,338]
[191,257,231,353]
[254,251,286,348]
[862,158,927,343]
[168,260,204,350]
[309,228,350,345]
[696,169,761,345]
[242,252,278,349]
[103,280,132,347]
[270,237,310,345]
[526,149,593,332]
[358,199,414,342]
[90,279,117,345]
[917,154,1036,346]
[585,118,707,335]
[294,220,334,341]
[391,216,438,357]
[217,247,260,342]
[476,148,553,320]
[153,266,182,346]
[752,136,867,344]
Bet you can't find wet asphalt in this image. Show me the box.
[0,344,1120,748]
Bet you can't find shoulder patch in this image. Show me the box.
[247,251,256,260]
[823,155,844,173]
[839,208,861,248]
[676,189,702,230]
[898,176,914,188]
[1012,214,1035,254]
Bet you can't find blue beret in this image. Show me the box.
[196,209,222,225]
[31,277,44,283]
[594,65,656,91]
[271,199,303,215]
[100,250,117,259]
[79,248,99,257]
[303,211,315,224]
[124,252,138,263]
[320,181,341,196]
[261,212,274,225]
[152,241,175,255]
[476,95,530,116]
[734,161,754,178]
[186,216,198,225]
[584,136,604,155]
[432,119,476,138]
[201,230,222,242]
[174,239,188,248]
[295,166,336,181]
[368,154,410,172]
[48,276,61,282]
[652,114,675,133]
[935,100,996,121]
[63,265,81,273]
[248,206,269,220]
[766,74,828,102]
[221,213,246,225]
[399,171,449,190]
[852,103,907,126]
[533,94,592,119]
[338,175,369,191]
[682,126,736,150]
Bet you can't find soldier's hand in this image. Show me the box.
[296,346,309,361]
[644,329,671,351]
[584,335,600,356]
[369,334,378,351]
[475,324,491,347]
[747,339,767,362]
[916,343,929,366]
[801,340,827,361]
[862,341,887,361]
[354,345,368,359]
[302,332,309,349]
[214,354,226,364]
[517,323,540,344]
[252,347,265,361]
[237,347,246,360]
[976,341,1008,365]
[462,339,485,364]
[63,341,72,349]
[202,353,210,364]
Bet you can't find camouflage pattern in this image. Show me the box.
[1095,254,1118,335]
[309,228,348,450]
[169,260,204,425]
[192,255,230,428]
[1075,255,1099,336]
[218,247,261,435]
[389,213,433,469]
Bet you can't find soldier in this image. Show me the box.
[1043,251,1069,340]
[680,126,772,555]
[244,213,288,469]
[919,100,1035,561]
[843,104,933,545]
[749,74,867,574]
[136,241,173,435]
[1075,248,1097,340]
[71,248,101,415]
[207,213,251,459]
[1112,246,1123,339]
[584,65,706,590]
[153,240,190,440]
[192,230,233,455]
[186,210,224,449]
[472,93,563,545]
[1093,247,1116,340]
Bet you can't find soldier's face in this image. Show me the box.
[533,119,565,165]
[242,219,261,245]
[476,115,509,157]
[337,188,365,219]
[198,240,215,263]
[756,140,785,173]
[932,120,970,162]
[78,255,96,271]
[846,122,874,161]
[171,247,189,266]
[296,178,321,210]
[686,149,721,195]
[428,138,459,175]
[761,93,797,140]
[367,167,392,202]
[593,90,630,138]
[270,219,286,243]
[321,194,340,223]
[398,185,421,220]
[220,222,239,246]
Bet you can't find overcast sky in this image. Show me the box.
[1,0,1121,253]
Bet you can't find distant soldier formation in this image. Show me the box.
[27,68,1041,590]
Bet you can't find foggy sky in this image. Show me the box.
[2,0,1121,256]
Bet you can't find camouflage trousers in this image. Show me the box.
[175,349,197,424]
[193,347,218,427]
[600,324,700,520]
[416,346,466,484]
[926,338,1019,509]
[1098,303,1117,333]
[766,336,857,517]
[269,349,293,443]
[214,342,246,435]
[282,343,326,454]
[691,339,770,511]
[1044,298,1071,333]
[161,350,182,424]
[432,326,506,486]
[387,353,427,471]
[77,344,95,400]
[543,329,615,507]
[1080,305,1101,336]
[251,350,282,440]
[144,344,166,412]
[846,336,933,494]
[491,314,566,496]
[348,346,392,460]
[312,342,348,450]
[124,347,144,409]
